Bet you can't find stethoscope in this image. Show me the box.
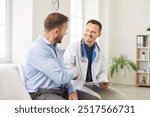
[80,39,100,63]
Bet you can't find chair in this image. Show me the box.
[0,64,31,100]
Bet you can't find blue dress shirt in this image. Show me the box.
[25,35,78,94]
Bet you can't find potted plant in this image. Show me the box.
[147,27,150,31]
[110,54,137,78]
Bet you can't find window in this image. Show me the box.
[0,0,10,62]
[70,0,83,43]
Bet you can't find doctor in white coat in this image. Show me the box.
[64,19,125,100]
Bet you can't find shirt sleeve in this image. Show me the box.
[64,82,76,95]
[63,44,76,69]
[97,51,108,83]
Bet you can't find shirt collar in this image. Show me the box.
[38,34,52,45]
[81,38,97,62]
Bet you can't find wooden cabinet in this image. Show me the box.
[136,35,150,86]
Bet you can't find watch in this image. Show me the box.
[50,0,59,11]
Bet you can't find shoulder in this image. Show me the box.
[28,39,51,56]
[64,41,81,57]
[94,44,105,56]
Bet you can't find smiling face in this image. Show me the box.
[84,23,101,47]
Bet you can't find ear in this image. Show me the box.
[98,32,101,37]
[53,28,59,37]
[55,28,59,34]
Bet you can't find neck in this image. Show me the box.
[84,40,95,48]
[43,31,55,44]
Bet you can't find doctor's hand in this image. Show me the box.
[69,92,78,100]
[99,81,109,90]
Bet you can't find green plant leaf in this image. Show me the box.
[147,27,150,31]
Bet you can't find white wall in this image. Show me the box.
[109,0,150,59]
[83,0,99,21]
[99,0,109,60]
[11,0,33,64]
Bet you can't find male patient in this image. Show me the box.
[64,19,125,100]
[25,13,99,100]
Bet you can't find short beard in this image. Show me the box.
[55,35,62,44]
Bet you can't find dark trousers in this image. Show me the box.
[29,88,99,100]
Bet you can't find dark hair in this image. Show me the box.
[86,19,102,31]
[44,12,69,31]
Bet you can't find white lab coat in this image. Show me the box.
[64,41,108,90]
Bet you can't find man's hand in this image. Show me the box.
[72,76,79,80]
[99,81,109,90]
[69,92,78,100]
